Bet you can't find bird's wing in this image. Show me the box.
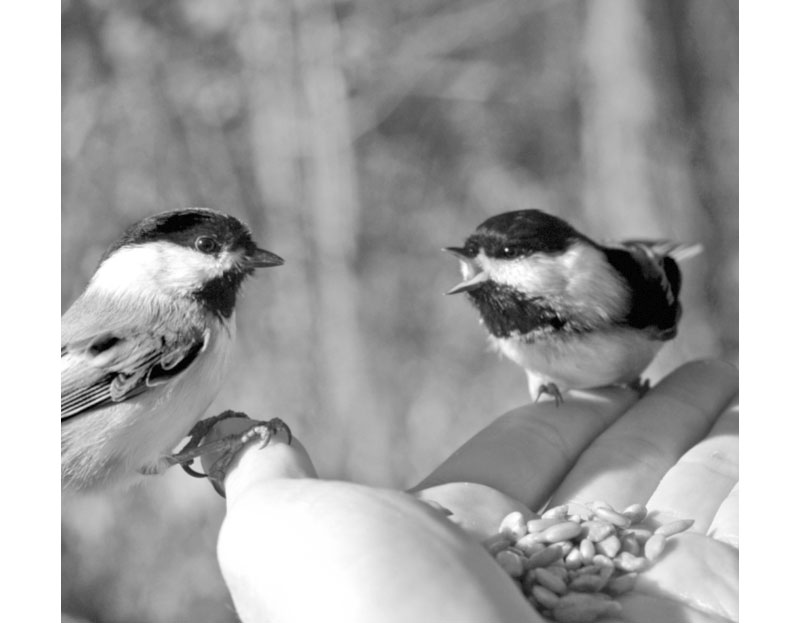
[602,239,700,340]
[61,327,208,421]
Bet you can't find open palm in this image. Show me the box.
[206,359,738,623]
[414,359,738,623]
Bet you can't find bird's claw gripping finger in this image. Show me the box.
[168,410,250,478]
[167,415,293,496]
[536,382,564,407]
[204,418,293,497]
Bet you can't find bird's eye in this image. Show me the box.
[195,236,220,254]
[500,247,522,259]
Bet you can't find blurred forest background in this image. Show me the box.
[61,0,738,621]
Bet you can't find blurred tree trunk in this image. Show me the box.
[241,0,387,481]
[579,0,719,379]
[666,0,739,360]
[239,0,318,454]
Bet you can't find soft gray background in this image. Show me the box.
[61,1,737,621]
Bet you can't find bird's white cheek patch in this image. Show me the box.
[479,253,568,296]
[90,242,232,298]
[478,244,630,321]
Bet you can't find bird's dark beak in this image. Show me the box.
[443,246,471,261]
[445,272,489,295]
[245,248,285,268]
[442,246,488,295]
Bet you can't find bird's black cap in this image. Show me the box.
[104,208,268,261]
[462,209,589,258]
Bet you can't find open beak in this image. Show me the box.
[442,247,488,295]
[445,272,489,295]
[244,248,285,268]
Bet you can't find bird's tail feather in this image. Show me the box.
[619,239,704,262]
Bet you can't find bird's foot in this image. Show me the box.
[168,410,250,478]
[535,382,564,407]
[167,411,292,497]
[627,377,651,398]
[140,421,244,478]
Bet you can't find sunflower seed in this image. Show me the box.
[621,503,648,524]
[578,539,596,564]
[624,526,654,543]
[527,518,564,535]
[569,573,607,592]
[535,567,568,594]
[595,535,621,558]
[482,533,513,555]
[499,511,529,540]
[495,549,525,577]
[532,585,560,609]
[655,519,694,537]
[614,551,649,572]
[621,533,641,556]
[526,545,563,569]
[593,507,631,528]
[546,565,570,582]
[592,554,614,569]
[580,520,615,542]
[644,533,666,561]
[542,504,571,520]
[606,572,638,596]
[541,521,583,543]
[515,534,546,556]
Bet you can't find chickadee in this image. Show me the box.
[61,208,284,490]
[445,209,699,404]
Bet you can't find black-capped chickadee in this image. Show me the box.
[445,209,700,404]
[62,208,284,490]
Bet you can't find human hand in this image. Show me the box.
[201,359,738,623]
[413,359,739,623]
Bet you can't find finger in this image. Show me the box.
[646,399,738,532]
[707,482,738,548]
[219,479,541,623]
[621,533,739,623]
[549,360,738,510]
[411,387,639,510]
[415,482,534,540]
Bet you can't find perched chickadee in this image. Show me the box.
[445,209,700,404]
[61,208,284,490]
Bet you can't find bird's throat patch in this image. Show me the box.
[193,271,245,319]
[466,283,578,339]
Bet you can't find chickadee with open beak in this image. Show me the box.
[445,209,700,404]
[62,208,284,491]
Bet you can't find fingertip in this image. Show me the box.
[629,358,739,429]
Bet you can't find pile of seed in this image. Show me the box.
[482,501,693,623]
